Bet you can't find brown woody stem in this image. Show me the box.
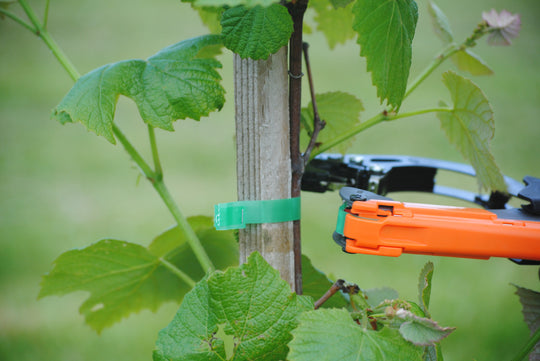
[314,279,345,310]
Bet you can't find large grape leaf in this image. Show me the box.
[288,308,424,361]
[437,71,506,191]
[38,216,237,333]
[221,4,293,60]
[514,285,540,360]
[310,0,356,49]
[352,0,418,109]
[52,35,225,143]
[301,91,364,153]
[153,252,313,361]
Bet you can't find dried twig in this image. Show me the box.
[314,279,345,309]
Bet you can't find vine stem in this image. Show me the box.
[153,181,215,272]
[404,43,459,101]
[11,0,214,277]
[287,0,308,294]
[311,107,451,159]
[113,125,215,273]
[511,327,540,361]
[17,0,80,82]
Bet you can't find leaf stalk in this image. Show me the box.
[17,0,80,81]
[312,107,451,158]
[112,125,156,180]
[159,258,196,288]
[113,125,215,273]
[153,180,215,273]
[511,327,540,361]
[148,125,164,181]
[43,0,51,29]
[404,21,492,103]
[0,8,36,32]
[404,43,459,100]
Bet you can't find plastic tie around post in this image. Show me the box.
[214,197,301,230]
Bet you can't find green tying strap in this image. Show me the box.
[214,197,301,230]
[335,203,347,236]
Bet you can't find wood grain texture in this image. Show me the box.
[234,47,296,290]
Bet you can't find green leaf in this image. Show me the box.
[310,0,356,49]
[154,252,313,361]
[196,6,224,33]
[437,71,506,191]
[364,287,399,308]
[408,301,427,317]
[396,309,455,346]
[221,4,293,60]
[39,239,188,333]
[52,35,225,143]
[514,285,540,359]
[427,1,453,44]
[352,0,418,108]
[418,261,434,317]
[451,49,494,76]
[301,91,364,153]
[301,255,349,309]
[153,276,226,360]
[39,216,238,332]
[288,308,424,361]
[195,0,278,8]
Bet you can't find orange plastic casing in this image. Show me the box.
[343,200,540,260]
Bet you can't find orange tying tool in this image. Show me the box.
[303,154,540,263]
[340,197,540,260]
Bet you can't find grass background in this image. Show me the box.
[1,0,539,360]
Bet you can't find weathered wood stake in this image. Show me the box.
[233,47,296,290]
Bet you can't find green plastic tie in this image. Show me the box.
[214,197,301,230]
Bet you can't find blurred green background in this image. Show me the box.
[1,0,539,360]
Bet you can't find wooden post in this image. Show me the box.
[234,47,296,290]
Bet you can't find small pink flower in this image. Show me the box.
[482,9,521,46]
